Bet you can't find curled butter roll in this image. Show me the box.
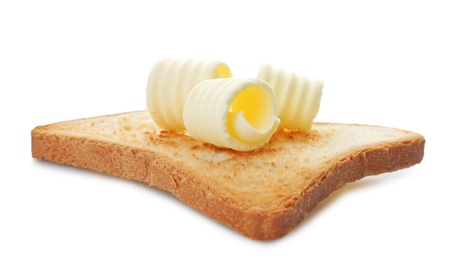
[257,64,323,132]
[183,78,280,151]
[146,58,232,130]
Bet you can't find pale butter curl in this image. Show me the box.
[146,57,232,130]
[183,78,280,151]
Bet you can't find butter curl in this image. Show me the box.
[183,78,280,151]
[146,58,232,130]
[257,64,323,132]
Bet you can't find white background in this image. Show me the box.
[1,0,459,259]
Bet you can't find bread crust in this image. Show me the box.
[31,112,425,240]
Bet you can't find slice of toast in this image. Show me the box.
[31,110,425,240]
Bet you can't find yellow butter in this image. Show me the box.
[183,78,280,151]
[146,58,232,130]
[257,64,323,132]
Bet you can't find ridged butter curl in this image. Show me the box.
[183,78,280,151]
[257,64,323,132]
[146,58,232,130]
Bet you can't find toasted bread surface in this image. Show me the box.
[31,111,425,240]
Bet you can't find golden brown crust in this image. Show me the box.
[264,137,425,240]
[31,112,425,240]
